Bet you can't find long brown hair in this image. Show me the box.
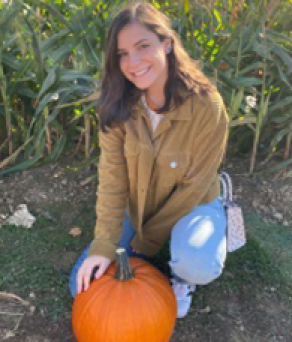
[99,1,216,132]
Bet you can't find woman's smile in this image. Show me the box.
[131,66,151,78]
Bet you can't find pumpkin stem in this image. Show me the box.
[115,248,133,281]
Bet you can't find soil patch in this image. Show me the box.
[0,154,291,341]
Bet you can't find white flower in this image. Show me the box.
[246,95,257,108]
[51,93,59,101]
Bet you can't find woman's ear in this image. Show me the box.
[164,38,172,53]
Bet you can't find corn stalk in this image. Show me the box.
[0,0,291,177]
[0,58,13,156]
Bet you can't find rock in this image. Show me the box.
[34,209,55,221]
[273,212,284,221]
[252,199,260,208]
[259,204,269,214]
[39,192,47,199]
[30,305,36,314]
[7,204,36,228]
[199,306,211,314]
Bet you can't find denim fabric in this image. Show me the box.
[169,197,227,285]
[69,198,227,297]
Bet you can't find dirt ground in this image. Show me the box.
[0,154,292,342]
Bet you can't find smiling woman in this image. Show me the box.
[117,23,171,108]
[97,1,215,131]
[70,1,229,321]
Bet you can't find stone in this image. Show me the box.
[274,212,284,221]
[252,199,260,208]
[259,205,269,213]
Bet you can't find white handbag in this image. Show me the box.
[220,172,246,252]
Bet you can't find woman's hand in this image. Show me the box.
[77,255,111,294]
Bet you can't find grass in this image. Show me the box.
[245,212,292,285]
[0,206,291,321]
[0,202,96,320]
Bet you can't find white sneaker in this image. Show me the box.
[171,278,196,318]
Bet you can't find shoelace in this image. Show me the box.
[171,279,195,300]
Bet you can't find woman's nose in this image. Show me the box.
[128,53,141,67]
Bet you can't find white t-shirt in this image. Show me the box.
[141,95,164,133]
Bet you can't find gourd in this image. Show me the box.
[72,248,176,342]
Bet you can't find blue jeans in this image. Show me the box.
[69,198,227,297]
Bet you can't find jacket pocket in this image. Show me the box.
[156,153,190,186]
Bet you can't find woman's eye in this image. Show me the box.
[139,44,149,49]
[118,52,127,58]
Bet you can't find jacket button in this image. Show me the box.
[170,161,177,168]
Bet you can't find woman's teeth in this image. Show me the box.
[134,67,150,77]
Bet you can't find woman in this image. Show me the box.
[69,1,229,319]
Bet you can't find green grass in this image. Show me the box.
[245,212,292,285]
[0,207,291,321]
[0,203,96,320]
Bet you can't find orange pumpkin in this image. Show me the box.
[72,248,176,342]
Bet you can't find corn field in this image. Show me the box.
[0,0,291,177]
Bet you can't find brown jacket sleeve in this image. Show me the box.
[131,92,229,255]
[88,124,129,260]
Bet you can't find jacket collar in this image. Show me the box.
[132,94,193,142]
[134,95,192,121]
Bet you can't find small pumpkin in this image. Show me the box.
[72,248,176,342]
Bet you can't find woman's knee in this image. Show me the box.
[169,227,227,284]
[169,254,225,285]
[169,198,227,285]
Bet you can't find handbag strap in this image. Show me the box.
[219,171,233,202]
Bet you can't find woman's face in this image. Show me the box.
[117,23,170,93]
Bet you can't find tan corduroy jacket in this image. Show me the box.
[88,90,229,260]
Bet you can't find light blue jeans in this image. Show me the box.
[69,198,227,298]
